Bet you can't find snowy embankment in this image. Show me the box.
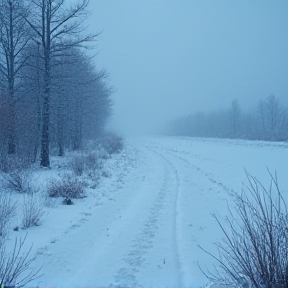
[2,137,288,288]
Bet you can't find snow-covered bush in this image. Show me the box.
[69,155,85,176]
[22,193,44,229]
[47,174,85,199]
[2,169,33,193]
[68,152,103,176]
[0,192,16,237]
[99,133,124,155]
[85,151,103,171]
[200,171,288,288]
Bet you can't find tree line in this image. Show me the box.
[0,0,112,169]
[167,95,288,141]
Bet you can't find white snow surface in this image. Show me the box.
[3,137,288,288]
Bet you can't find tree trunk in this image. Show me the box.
[7,133,16,154]
[57,113,64,156]
[40,52,50,167]
[72,102,82,150]
[40,3,51,168]
[7,98,16,154]
[7,1,16,155]
[40,93,50,167]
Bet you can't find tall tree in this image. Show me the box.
[0,0,31,154]
[265,94,281,140]
[49,48,110,155]
[23,0,97,167]
[258,99,266,139]
[230,99,241,137]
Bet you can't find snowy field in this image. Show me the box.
[2,137,288,288]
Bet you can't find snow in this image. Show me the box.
[2,137,287,288]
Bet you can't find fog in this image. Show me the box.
[87,0,288,135]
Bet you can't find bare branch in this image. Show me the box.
[199,171,288,288]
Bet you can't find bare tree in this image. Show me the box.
[279,108,288,140]
[258,99,266,139]
[23,0,97,167]
[199,171,288,288]
[265,95,281,141]
[0,0,31,154]
[49,48,110,155]
[230,99,241,138]
[168,96,288,141]
[15,42,44,164]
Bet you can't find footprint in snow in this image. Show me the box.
[70,223,81,229]
[80,218,88,223]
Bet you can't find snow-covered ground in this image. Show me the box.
[2,137,288,288]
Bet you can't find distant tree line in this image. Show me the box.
[167,95,288,141]
[0,0,113,169]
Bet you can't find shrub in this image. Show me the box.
[0,235,42,287]
[99,133,124,155]
[199,171,288,288]
[85,151,102,171]
[68,152,102,176]
[2,169,33,193]
[22,193,44,229]
[47,174,85,199]
[69,155,85,176]
[0,192,16,237]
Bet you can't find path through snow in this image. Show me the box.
[24,137,287,288]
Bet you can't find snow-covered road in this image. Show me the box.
[29,137,287,288]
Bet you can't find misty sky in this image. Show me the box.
[86,0,288,135]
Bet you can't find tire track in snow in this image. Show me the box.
[113,145,185,288]
[151,145,236,197]
[147,142,235,287]
[145,145,187,287]
[144,146,195,288]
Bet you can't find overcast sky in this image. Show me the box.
[86,0,288,135]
